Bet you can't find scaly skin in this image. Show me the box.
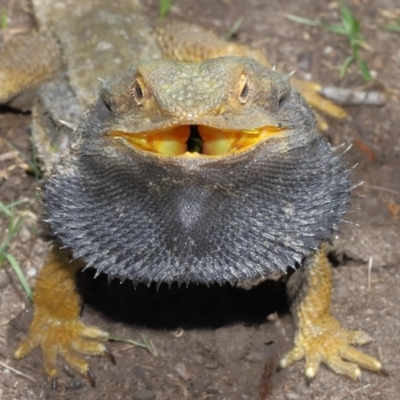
[0,0,383,388]
[282,247,385,380]
[14,244,111,387]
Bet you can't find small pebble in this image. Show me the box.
[245,351,264,363]
[190,353,205,365]
[175,362,192,381]
[67,380,85,391]
[18,224,31,243]
[267,312,279,322]
[133,389,155,400]
[285,391,307,400]
[204,362,218,370]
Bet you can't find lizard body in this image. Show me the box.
[0,0,384,388]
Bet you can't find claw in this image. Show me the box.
[380,368,390,377]
[87,368,96,388]
[104,347,116,365]
[51,376,58,390]
[305,374,314,386]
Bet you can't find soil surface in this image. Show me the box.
[0,0,399,399]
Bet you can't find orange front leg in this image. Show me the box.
[280,247,385,380]
[14,244,112,387]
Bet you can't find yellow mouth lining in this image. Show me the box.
[109,125,284,156]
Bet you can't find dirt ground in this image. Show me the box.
[0,0,399,399]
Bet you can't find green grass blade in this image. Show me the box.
[29,135,42,181]
[0,215,25,256]
[141,334,158,356]
[109,335,158,356]
[159,0,173,18]
[281,13,321,27]
[1,9,8,30]
[4,140,43,180]
[339,1,355,32]
[357,59,372,81]
[339,55,354,78]
[384,23,400,32]
[224,18,243,40]
[0,199,27,217]
[0,200,31,301]
[0,200,12,217]
[5,253,32,301]
[339,1,360,36]
[352,17,360,35]
[324,22,347,35]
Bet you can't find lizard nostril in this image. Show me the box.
[278,92,289,108]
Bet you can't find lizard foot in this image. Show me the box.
[15,317,111,386]
[14,244,113,386]
[278,315,385,381]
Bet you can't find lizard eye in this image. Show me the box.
[238,74,250,104]
[132,79,145,105]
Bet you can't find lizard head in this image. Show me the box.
[45,57,351,286]
[88,57,315,158]
[98,57,299,157]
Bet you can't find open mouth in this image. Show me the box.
[110,125,284,157]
